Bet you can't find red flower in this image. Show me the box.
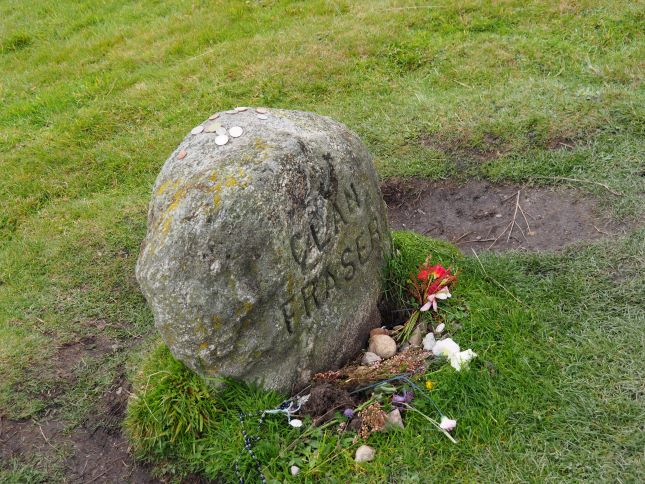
[417,269,431,281]
[428,265,448,279]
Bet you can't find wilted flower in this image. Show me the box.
[439,416,457,432]
[392,390,414,405]
[343,408,355,418]
[432,338,477,371]
[447,349,477,372]
[432,338,460,357]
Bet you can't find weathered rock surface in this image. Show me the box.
[136,109,390,394]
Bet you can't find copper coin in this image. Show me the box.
[208,113,220,120]
[255,107,267,114]
[177,150,187,160]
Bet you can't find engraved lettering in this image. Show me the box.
[356,230,372,264]
[310,215,331,251]
[341,247,356,281]
[331,201,347,234]
[301,281,318,317]
[281,297,296,334]
[344,182,362,213]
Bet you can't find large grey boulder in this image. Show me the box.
[136,109,390,394]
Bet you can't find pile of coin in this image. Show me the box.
[188,108,270,147]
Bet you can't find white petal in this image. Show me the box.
[289,419,303,428]
[420,301,432,312]
[435,323,445,333]
[448,349,478,371]
[432,338,460,357]
[435,287,451,299]
[439,416,457,431]
[422,332,436,351]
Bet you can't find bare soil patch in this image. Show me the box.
[383,178,621,252]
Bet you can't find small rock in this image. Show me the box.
[385,408,404,430]
[361,351,382,366]
[290,465,300,476]
[435,323,445,334]
[355,445,376,463]
[368,334,397,359]
[399,342,410,353]
[422,332,436,351]
[370,327,389,337]
[409,323,426,347]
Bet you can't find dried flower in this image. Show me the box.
[392,390,414,405]
[343,408,355,418]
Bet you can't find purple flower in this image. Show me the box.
[392,390,414,405]
[343,408,355,418]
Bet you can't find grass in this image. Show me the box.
[1,0,643,481]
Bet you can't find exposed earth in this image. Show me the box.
[383,178,623,252]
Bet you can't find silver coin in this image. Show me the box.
[255,107,267,114]
[229,126,244,138]
[215,126,227,136]
[204,122,220,133]
[215,135,229,146]
[191,125,204,134]
[208,113,220,120]
[257,114,268,120]
[225,110,237,114]
[235,106,248,112]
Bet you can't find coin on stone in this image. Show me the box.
[215,126,227,136]
[229,126,244,138]
[225,110,237,114]
[215,135,229,146]
[234,107,248,112]
[257,114,268,120]
[255,107,267,114]
[208,113,220,120]
[177,150,187,160]
[205,122,220,133]
[191,125,204,134]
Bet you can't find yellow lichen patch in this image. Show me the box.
[199,341,209,351]
[253,137,269,152]
[211,315,222,331]
[224,176,238,188]
[161,215,173,235]
[209,171,219,183]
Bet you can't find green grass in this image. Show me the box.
[125,230,644,481]
[1,0,643,481]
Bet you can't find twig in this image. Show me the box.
[487,220,513,249]
[453,231,473,243]
[464,238,496,243]
[529,175,623,196]
[471,249,524,305]
[517,203,532,234]
[507,191,521,242]
[38,424,56,450]
[592,224,614,236]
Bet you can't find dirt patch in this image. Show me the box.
[383,178,621,252]
[54,335,115,381]
[301,383,356,425]
[1,374,154,483]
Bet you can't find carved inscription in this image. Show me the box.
[281,181,383,333]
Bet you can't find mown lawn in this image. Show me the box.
[1,0,643,482]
